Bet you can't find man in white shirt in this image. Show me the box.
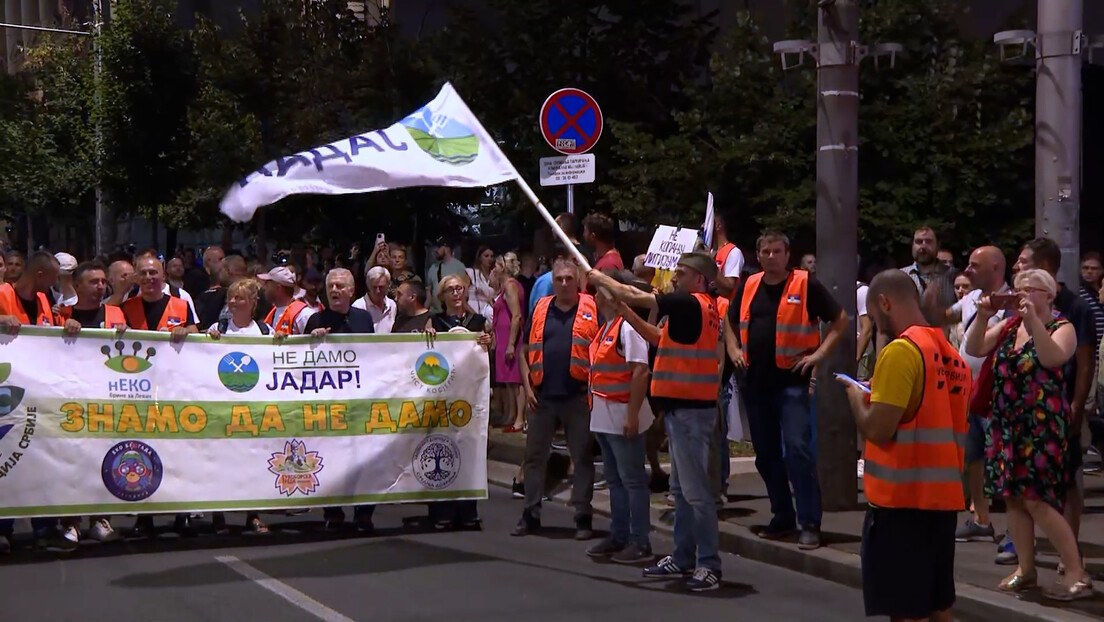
[352,265,395,334]
[856,281,875,380]
[711,211,745,298]
[944,245,1008,544]
[52,252,79,307]
[585,274,655,564]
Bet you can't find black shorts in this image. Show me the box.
[861,507,957,619]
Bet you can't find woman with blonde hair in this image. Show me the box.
[426,273,493,529]
[207,278,271,535]
[965,268,1092,599]
[492,253,526,433]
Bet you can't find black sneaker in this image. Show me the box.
[551,440,568,451]
[798,527,821,550]
[356,515,374,534]
[172,515,197,538]
[0,534,10,555]
[685,568,721,592]
[128,516,156,539]
[643,555,693,578]
[324,510,346,533]
[648,471,670,493]
[756,520,797,541]
[585,537,625,558]
[510,517,539,537]
[511,479,524,499]
[611,543,653,565]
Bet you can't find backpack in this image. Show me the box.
[218,318,270,335]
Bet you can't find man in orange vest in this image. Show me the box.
[60,261,127,334]
[588,252,724,592]
[711,210,744,300]
[513,256,600,540]
[0,250,60,328]
[724,231,848,550]
[838,269,969,622]
[584,270,655,564]
[258,266,316,336]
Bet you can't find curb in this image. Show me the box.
[485,458,1097,622]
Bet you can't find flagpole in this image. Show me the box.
[511,175,592,272]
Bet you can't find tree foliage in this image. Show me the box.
[1,0,1038,261]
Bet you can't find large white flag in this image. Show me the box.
[220,83,519,222]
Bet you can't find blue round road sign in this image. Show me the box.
[539,88,603,155]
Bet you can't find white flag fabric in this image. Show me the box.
[702,191,715,249]
[220,83,519,222]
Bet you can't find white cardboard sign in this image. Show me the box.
[644,225,698,270]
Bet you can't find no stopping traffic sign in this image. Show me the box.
[539,88,603,155]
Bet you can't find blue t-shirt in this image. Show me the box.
[527,272,554,317]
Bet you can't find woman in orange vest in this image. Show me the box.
[839,269,971,621]
[588,252,725,592]
[585,272,655,564]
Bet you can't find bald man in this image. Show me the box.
[944,246,1010,544]
[840,269,969,622]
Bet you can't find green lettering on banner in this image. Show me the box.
[45,399,478,439]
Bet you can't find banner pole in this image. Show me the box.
[512,175,592,272]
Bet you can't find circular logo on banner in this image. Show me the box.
[218,352,260,393]
[400,107,479,166]
[102,440,164,502]
[412,434,461,490]
[414,351,451,387]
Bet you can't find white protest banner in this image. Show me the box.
[220,82,519,222]
[0,328,488,518]
[643,225,699,270]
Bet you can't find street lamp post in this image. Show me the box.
[773,0,900,511]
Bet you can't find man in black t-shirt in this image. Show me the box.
[62,262,125,333]
[724,232,848,550]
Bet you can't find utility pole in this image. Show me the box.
[92,0,110,257]
[775,0,900,511]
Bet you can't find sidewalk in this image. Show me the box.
[487,429,1104,622]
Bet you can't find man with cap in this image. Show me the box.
[52,252,79,307]
[724,231,849,551]
[425,237,466,313]
[588,251,724,592]
[259,266,316,336]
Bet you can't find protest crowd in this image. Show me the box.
[1,207,1103,615]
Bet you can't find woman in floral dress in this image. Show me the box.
[965,268,1092,600]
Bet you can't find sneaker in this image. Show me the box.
[355,515,374,534]
[510,517,539,537]
[996,536,1019,566]
[955,518,996,543]
[593,479,608,491]
[0,534,10,555]
[57,525,80,551]
[574,521,594,541]
[611,543,653,565]
[127,516,155,539]
[643,555,693,578]
[511,479,524,499]
[585,537,625,558]
[551,440,568,451]
[798,527,821,550]
[89,519,120,543]
[323,510,346,533]
[757,520,798,541]
[684,567,721,592]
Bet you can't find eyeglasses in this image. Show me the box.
[444,285,465,294]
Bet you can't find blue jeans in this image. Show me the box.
[718,377,733,495]
[743,382,822,529]
[596,432,651,548]
[0,517,60,536]
[665,407,721,572]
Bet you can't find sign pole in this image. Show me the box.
[566,184,575,214]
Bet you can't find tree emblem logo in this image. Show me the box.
[102,341,157,374]
[218,352,260,393]
[400,107,479,166]
[414,351,451,386]
[412,434,461,490]
[0,363,22,442]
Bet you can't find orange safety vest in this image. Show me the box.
[0,283,54,326]
[715,242,736,272]
[527,294,599,388]
[737,270,820,369]
[864,326,970,511]
[650,293,720,400]
[121,295,190,330]
[589,316,633,403]
[265,300,309,334]
[715,296,730,327]
[56,304,127,328]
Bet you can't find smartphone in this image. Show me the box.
[989,293,1018,310]
[376,233,385,245]
[834,372,871,394]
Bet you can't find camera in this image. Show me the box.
[271,250,291,266]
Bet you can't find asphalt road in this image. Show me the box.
[0,488,870,622]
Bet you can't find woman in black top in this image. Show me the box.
[426,274,493,529]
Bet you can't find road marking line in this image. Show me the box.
[215,555,354,622]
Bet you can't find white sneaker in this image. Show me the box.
[857,459,865,478]
[63,525,79,545]
[89,519,119,542]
